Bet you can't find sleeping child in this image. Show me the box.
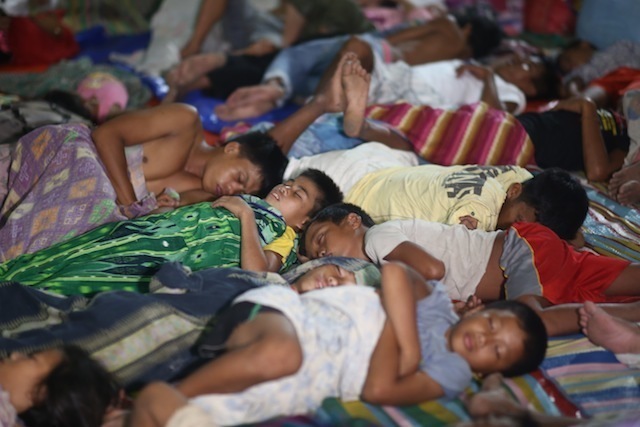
[302,203,640,336]
[0,169,341,296]
[0,257,377,389]
[123,262,547,426]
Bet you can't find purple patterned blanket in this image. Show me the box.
[0,124,151,261]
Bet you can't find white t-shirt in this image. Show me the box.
[364,219,499,300]
[369,58,526,114]
[283,142,420,194]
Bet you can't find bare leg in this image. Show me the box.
[177,312,302,397]
[314,36,374,98]
[579,301,640,353]
[126,383,190,427]
[338,51,412,150]
[267,52,354,154]
[341,56,370,138]
[609,161,640,202]
[602,263,640,297]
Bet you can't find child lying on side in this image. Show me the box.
[123,262,547,427]
[0,170,341,296]
[302,203,640,336]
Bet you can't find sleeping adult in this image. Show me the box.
[0,103,287,261]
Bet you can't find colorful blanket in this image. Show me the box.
[0,124,151,261]
[221,102,534,166]
[365,102,534,167]
[0,195,293,296]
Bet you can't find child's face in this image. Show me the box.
[0,349,63,413]
[496,200,536,230]
[448,309,526,375]
[495,56,545,97]
[265,176,320,231]
[303,216,364,259]
[202,142,263,197]
[291,264,356,293]
[557,43,595,75]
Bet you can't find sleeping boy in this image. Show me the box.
[124,262,547,426]
[344,166,589,244]
[0,169,341,296]
[302,203,640,336]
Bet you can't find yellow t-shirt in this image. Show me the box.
[263,226,297,263]
[346,165,533,231]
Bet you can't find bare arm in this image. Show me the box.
[361,321,445,405]
[383,241,445,281]
[456,63,516,112]
[380,263,431,375]
[359,120,413,151]
[181,0,229,58]
[91,103,201,208]
[267,95,326,155]
[280,2,306,48]
[210,196,282,272]
[553,97,625,181]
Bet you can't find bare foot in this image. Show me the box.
[579,301,640,353]
[341,56,371,138]
[617,180,640,205]
[214,84,284,120]
[214,99,276,121]
[162,53,225,103]
[175,53,225,86]
[609,161,640,200]
[316,52,357,113]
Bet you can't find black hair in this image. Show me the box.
[296,169,343,216]
[20,345,120,427]
[556,39,597,76]
[42,90,95,122]
[299,202,374,257]
[229,131,289,198]
[561,38,597,54]
[483,300,548,377]
[518,168,588,241]
[454,13,505,59]
[530,55,559,100]
[310,202,375,227]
